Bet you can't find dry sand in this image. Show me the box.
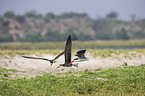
[0,52,145,78]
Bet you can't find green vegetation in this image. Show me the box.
[0,64,144,95]
[0,48,145,59]
[0,11,145,42]
[0,39,145,50]
[0,40,144,95]
[0,49,63,56]
[88,49,145,58]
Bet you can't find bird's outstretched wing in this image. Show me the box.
[65,35,72,65]
[53,51,65,61]
[22,56,51,61]
[75,50,86,58]
[76,50,86,55]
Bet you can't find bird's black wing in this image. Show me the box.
[76,50,86,55]
[53,51,65,61]
[76,50,86,58]
[53,42,75,61]
[65,35,72,65]
[22,56,51,61]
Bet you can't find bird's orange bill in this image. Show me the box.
[69,60,74,64]
[56,66,60,69]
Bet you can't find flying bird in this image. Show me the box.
[75,49,86,58]
[71,49,89,63]
[57,35,78,69]
[22,38,76,66]
[22,51,64,66]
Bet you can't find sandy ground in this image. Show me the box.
[0,52,145,78]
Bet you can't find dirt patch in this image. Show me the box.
[0,53,145,78]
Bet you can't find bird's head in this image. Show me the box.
[50,60,57,66]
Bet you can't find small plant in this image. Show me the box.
[3,73,8,77]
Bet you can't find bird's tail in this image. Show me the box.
[69,60,78,68]
[72,63,78,69]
